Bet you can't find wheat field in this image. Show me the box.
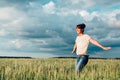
[0,58,120,80]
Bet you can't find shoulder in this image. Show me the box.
[84,34,91,37]
[75,36,80,42]
[84,34,91,39]
[76,36,79,39]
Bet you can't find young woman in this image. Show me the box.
[72,23,111,73]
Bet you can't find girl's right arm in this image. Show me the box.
[72,43,77,53]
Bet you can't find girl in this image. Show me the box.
[72,23,111,73]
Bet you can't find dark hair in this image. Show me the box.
[76,23,86,29]
[76,23,86,33]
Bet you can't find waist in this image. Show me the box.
[77,54,89,57]
[76,50,88,56]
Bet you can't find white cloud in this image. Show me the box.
[100,31,120,42]
[58,0,95,9]
[70,0,80,4]
[28,2,35,7]
[0,29,7,36]
[0,7,13,20]
[0,7,25,20]
[33,39,47,45]
[79,10,89,17]
[0,7,26,30]
[42,1,55,14]
[39,47,55,51]
[56,8,80,16]
[78,0,95,8]
[79,10,99,21]
[11,39,25,48]
[106,9,120,27]
[77,9,120,27]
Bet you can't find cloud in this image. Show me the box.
[42,1,55,14]
[90,47,120,58]
[0,7,25,20]
[11,39,24,48]
[0,0,120,58]
[0,7,26,32]
[79,10,99,21]
[107,9,120,27]
[77,9,120,27]
[0,29,7,36]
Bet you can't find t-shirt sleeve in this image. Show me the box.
[86,34,91,40]
[75,36,78,43]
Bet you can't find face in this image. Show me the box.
[76,27,82,34]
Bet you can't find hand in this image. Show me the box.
[72,51,75,54]
[103,47,111,50]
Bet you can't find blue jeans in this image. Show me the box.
[75,55,89,72]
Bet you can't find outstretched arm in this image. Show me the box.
[72,43,77,53]
[89,38,111,50]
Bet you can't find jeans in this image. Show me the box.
[75,55,89,72]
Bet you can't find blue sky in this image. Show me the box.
[0,0,120,58]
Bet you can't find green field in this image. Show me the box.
[0,58,120,80]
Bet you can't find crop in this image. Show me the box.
[0,58,119,80]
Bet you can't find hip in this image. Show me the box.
[76,55,89,59]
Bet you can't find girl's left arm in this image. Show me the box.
[89,38,111,50]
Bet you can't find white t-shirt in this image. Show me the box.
[75,34,91,55]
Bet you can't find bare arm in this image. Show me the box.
[89,38,111,50]
[72,43,77,53]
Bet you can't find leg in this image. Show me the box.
[75,56,88,73]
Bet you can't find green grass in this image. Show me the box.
[0,58,120,80]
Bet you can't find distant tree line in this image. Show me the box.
[51,57,120,59]
[0,56,32,59]
[0,56,119,59]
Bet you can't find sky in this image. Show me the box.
[0,0,120,58]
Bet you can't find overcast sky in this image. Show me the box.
[0,0,120,58]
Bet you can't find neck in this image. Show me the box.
[78,33,84,36]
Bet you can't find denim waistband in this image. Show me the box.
[77,55,89,57]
